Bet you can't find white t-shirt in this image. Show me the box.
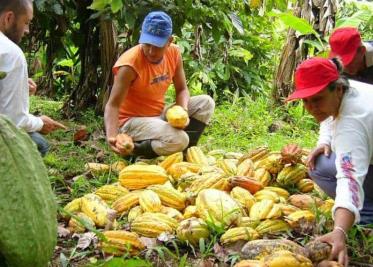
[318,80,373,223]
[0,31,43,132]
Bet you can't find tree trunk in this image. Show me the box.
[95,18,118,115]
[62,0,99,118]
[272,0,337,105]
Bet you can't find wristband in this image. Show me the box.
[334,226,348,240]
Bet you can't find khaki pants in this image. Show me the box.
[119,95,215,155]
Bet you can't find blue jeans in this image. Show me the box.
[309,152,373,225]
[28,132,49,157]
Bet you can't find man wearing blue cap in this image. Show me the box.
[104,11,215,158]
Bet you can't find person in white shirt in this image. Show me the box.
[0,0,66,156]
[287,57,373,267]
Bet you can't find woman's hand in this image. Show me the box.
[316,229,348,267]
[307,143,331,171]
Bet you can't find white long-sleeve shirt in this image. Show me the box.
[318,80,373,223]
[0,31,43,132]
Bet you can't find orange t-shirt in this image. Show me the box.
[113,44,180,126]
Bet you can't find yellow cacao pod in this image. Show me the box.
[318,199,334,214]
[263,186,290,199]
[127,206,143,223]
[110,160,127,174]
[254,168,272,186]
[276,164,307,186]
[176,217,210,246]
[285,210,315,228]
[160,206,184,221]
[277,203,300,216]
[263,250,313,267]
[139,190,162,212]
[238,146,269,164]
[100,230,145,255]
[220,227,259,244]
[62,198,82,219]
[234,260,264,267]
[254,154,284,174]
[131,213,177,237]
[196,189,242,228]
[249,199,274,220]
[85,163,110,176]
[112,191,140,214]
[159,152,183,170]
[148,182,186,210]
[138,212,178,230]
[186,146,209,165]
[217,159,238,175]
[81,194,117,227]
[119,164,168,189]
[189,172,230,194]
[95,184,129,204]
[238,217,261,228]
[224,152,244,159]
[254,189,280,203]
[167,162,201,180]
[255,219,290,235]
[237,158,255,177]
[230,186,256,210]
[68,212,95,233]
[166,105,189,128]
[296,179,314,193]
[183,205,199,219]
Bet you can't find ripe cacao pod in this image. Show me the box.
[196,189,242,228]
[186,146,209,165]
[159,152,183,170]
[166,105,189,128]
[276,164,307,186]
[281,143,303,165]
[119,164,168,189]
[263,250,313,267]
[148,182,186,210]
[100,230,144,255]
[220,227,259,244]
[229,176,264,194]
[176,217,210,246]
[139,190,162,212]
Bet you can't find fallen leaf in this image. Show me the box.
[73,232,98,250]
[57,225,70,237]
[140,237,157,249]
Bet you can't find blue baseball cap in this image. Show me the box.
[139,11,173,48]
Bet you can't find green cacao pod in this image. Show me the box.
[0,115,57,267]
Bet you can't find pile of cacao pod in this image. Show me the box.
[61,143,338,265]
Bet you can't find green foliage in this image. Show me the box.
[336,0,373,40]
[347,224,373,263]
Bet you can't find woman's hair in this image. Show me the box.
[328,57,350,92]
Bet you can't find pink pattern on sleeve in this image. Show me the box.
[340,153,360,207]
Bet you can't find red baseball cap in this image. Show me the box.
[329,27,362,66]
[287,57,339,101]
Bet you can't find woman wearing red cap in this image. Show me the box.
[329,27,373,85]
[288,57,373,266]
